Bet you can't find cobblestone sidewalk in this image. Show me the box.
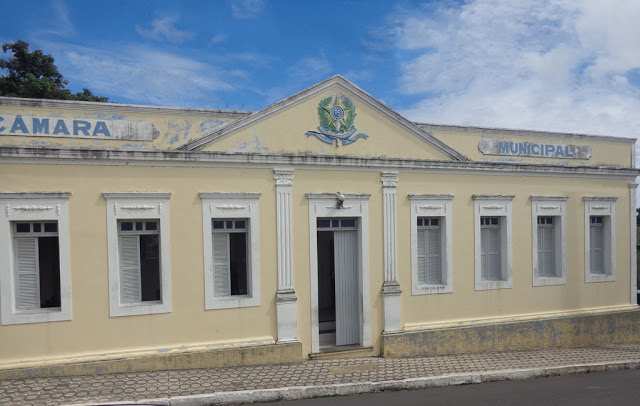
[2,344,640,405]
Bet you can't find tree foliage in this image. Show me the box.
[0,40,108,102]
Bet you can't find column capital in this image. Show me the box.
[381,171,398,188]
[382,281,402,295]
[274,168,294,186]
[276,289,297,303]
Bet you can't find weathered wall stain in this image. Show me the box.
[382,310,640,357]
[0,342,302,380]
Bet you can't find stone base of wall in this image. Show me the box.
[382,308,640,358]
[0,341,302,380]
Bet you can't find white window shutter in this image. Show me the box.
[417,230,427,285]
[590,224,604,274]
[539,226,555,277]
[120,235,141,303]
[15,237,40,310]
[481,228,487,280]
[426,228,441,284]
[213,233,231,297]
[487,228,501,280]
[482,227,500,281]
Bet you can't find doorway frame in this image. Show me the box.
[307,192,371,353]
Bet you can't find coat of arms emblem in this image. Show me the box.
[306,94,369,146]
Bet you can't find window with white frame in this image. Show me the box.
[473,195,514,290]
[103,192,172,317]
[537,217,556,275]
[118,220,161,303]
[480,217,502,281]
[0,192,72,325]
[418,218,442,284]
[531,196,567,286]
[200,193,260,310]
[584,197,616,283]
[409,194,453,295]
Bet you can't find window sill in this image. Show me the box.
[475,279,513,291]
[110,301,171,317]
[14,307,61,314]
[412,284,453,295]
[533,276,567,287]
[206,296,260,310]
[2,308,71,325]
[586,274,615,283]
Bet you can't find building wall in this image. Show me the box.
[0,161,633,366]
[0,163,279,366]
[398,172,631,330]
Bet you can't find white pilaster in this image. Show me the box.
[274,168,298,342]
[630,183,638,305]
[381,171,402,334]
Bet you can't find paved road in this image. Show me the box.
[252,369,640,406]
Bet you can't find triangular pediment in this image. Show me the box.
[178,76,468,162]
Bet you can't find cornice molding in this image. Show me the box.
[102,192,171,200]
[199,192,261,200]
[0,192,71,200]
[1,146,638,179]
[530,196,569,201]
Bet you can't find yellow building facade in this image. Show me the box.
[1,76,639,378]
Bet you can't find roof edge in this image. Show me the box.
[177,75,470,162]
[0,96,251,118]
[416,123,636,144]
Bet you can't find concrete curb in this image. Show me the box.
[73,360,640,406]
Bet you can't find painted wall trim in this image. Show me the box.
[0,192,73,325]
[630,183,638,305]
[274,168,298,343]
[306,192,371,353]
[381,171,402,334]
[1,147,638,179]
[0,192,72,199]
[530,196,568,287]
[473,195,514,291]
[200,192,261,310]
[409,194,454,295]
[102,192,173,317]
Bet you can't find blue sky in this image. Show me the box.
[2,0,640,151]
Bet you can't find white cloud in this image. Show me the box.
[392,0,640,146]
[33,0,75,37]
[136,17,196,44]
[210,34,227,45]
[42,42,235,108]
[342,70,375,83]
[229,0,265,19]
[286,55,332,83]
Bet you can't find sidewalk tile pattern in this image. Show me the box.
[1,345,640,405]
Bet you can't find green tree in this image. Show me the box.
[0,40,108,102]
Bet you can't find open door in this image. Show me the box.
[317,218,360,348]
